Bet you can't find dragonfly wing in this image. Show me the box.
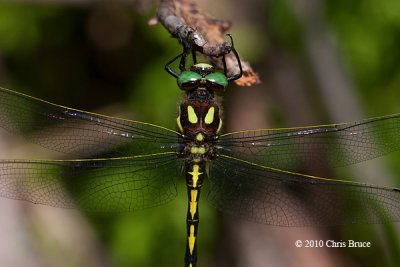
[207,155,400,226]
[0,87,180,158]
[218,114,400,171]
[0,153,180,212]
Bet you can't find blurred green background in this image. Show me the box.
[0,0,399,267]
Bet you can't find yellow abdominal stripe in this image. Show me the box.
[188,225,196,254]
[188,164,202,188]
[189,189,198,219]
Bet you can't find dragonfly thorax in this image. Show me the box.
[187,87,213,102]
[177,94,222,139]
[179,142,217,163]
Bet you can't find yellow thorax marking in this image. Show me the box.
[176,115,183,133]
[188,225,196,255]
[190,146,205,155]
[188,164,202,187]
[187,105,198,124]
[189,189,198,219]
[196,133,204,142]
[198,146,205,154]
[217,118,223,134]
[204,106,215,124]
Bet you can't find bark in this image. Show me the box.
[154,0,260,86]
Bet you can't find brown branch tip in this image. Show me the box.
[151,0,260,86]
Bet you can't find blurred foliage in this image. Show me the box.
[326,0,400,113]
[267,0,304,55]
[1,1,400,267]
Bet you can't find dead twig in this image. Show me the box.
[152,0,260,86]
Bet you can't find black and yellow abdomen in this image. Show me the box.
[184,162,204,267]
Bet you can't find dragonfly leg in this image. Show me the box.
[165,52,185,78]
[226,34,243,82]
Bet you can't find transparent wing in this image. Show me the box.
[0,87,180,158]
[218,114,400,171]
[207,155,400,226]
[0,153,180,212]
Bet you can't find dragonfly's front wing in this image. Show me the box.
[0,87,180,158]
[207,155,400,226]
[218,113,400,173]
[0,153,180,212]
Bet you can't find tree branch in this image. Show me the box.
[153,0,260,86]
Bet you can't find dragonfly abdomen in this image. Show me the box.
[184,162,204,267]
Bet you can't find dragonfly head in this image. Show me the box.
[177,64,228,93]
[165,35,243,90]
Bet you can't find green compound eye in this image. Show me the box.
[178,71,202,90]
[205,72,228,91]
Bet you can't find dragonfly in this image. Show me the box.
[0,36,400,267]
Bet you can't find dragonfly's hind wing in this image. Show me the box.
[0,87,180,158]
[0,153,180,212]
[207,155,400,226]
[218,114,400,172]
